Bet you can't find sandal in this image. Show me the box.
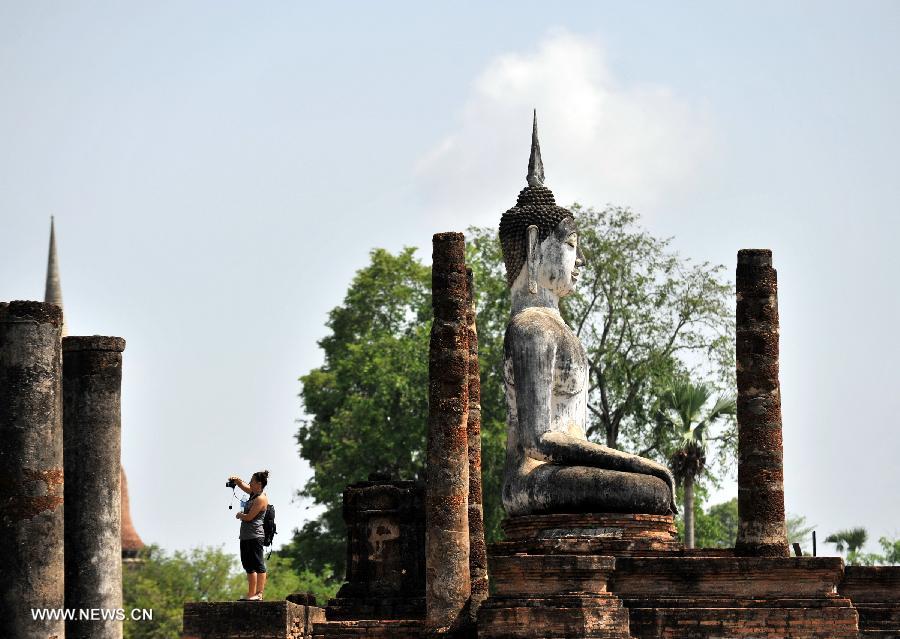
[247,593,262,601]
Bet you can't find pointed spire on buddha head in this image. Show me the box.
[527,109,545,188]
[498,112,575,286]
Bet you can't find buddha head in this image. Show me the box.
[499,112,583,298]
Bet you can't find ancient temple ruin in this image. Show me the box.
[2,119,899,639]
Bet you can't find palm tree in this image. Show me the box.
[658,381,736,549]
[825,527,868,563]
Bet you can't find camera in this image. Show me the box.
[226,479,236,489]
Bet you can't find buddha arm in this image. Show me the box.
[511,325,676,502]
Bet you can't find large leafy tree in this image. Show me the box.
[561,205,735,461]
[289,205,735,579]
[292,248,432,579]
[657,381,735,548]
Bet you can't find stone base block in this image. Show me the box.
[478,593,632,639]
[610,557,859,639]
[182,601,325,639]
[841,566,900,637]
[312,619,425,638]
[325,596,424,621]
[496,514,681,557]
[479,554,632,638]
[626,598,859,639]
[611,557,845,598]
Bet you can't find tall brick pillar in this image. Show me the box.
[465,268,488,611]
[734,249,789,557]
[63,335,126,639]
[0,301,65,639]
[425,233,471,632]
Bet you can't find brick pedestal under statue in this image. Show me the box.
[478,555,632,639]
[480,513,861,639]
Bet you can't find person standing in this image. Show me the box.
[228,471,269,600]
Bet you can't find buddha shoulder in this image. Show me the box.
[504,307,572,350]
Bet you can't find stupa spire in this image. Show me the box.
[526,109,545,187]
[44,216,67,336]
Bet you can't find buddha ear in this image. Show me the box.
[526,225,539,294]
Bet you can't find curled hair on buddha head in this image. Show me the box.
[498,110,576,286]
[252,470,269,489]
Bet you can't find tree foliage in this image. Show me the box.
[825,527,869,554]
[289,206,736,578]
[563,205,735,463]
[677,495,813,555]
[123,544,244,639]
[824,527,900,566]
[122,545,336,639]
[292,248,432,578]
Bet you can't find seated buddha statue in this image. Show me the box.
[499,115,676,517]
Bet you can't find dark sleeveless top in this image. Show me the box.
[239,493,265,540]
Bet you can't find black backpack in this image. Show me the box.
[263,504,276,547]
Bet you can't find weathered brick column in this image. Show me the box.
[63,335,126,639]
[734,249,789,557]
[465,268,488,610]
[0,301,65,639]
[426,233,471,632]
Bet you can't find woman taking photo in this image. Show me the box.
[228,470,269,600]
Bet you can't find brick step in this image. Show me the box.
[627,605,860,639]
[312,619,425,639]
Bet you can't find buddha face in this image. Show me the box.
[535,217,583,298]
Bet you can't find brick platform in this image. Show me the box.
[483,514,862,638]
[182,601,325,639]
[478,554,632,638]
[611,557,859,639]
[840,565,900,638]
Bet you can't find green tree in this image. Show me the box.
[292,248,432,579]
[123,545,244,639]
[825,527,869,565]
[257,552,340,603]
[657,380,735,548]
[878,536,900,565]
[678,495,812,554]
[690,496,739,549]
[825,527,868,554]
[563,205,735,462]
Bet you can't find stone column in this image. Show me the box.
[0,301,65,639]
[426,233,471,632]
[63,336,126,639]
[734,249,789,557]
[465,268,489,610]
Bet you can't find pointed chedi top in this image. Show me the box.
[527,109,545,187]
[44,216,67,336]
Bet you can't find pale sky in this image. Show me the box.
[1,2,898,557]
